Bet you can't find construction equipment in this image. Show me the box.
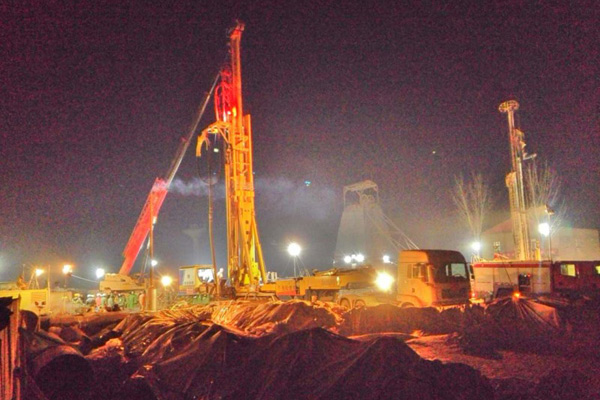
[275,266,377,301]
[499,100,535,261]
[337,249,471,308]
[195,22,274,298]
[471,101,600,302]
[178,264,227,304]
[99,70,219,294]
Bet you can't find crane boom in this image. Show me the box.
[118,76,219,276]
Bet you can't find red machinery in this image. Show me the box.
[117,77,219,276]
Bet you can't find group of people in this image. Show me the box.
[77,291,146,312]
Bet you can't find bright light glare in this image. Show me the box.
[343,255,352,264]
[375,271,394,291]
[355,253,365,263]
[151,259,158,267]
[287,242,301,257]
[161,275,173,287]
[62,264,73,275]
[96,268,105,279]
[538,222,550,237]
[35,268,44,277]
[382,255,391,264]
[471,241,481,252]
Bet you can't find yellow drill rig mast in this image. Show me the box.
[196,22,269,296]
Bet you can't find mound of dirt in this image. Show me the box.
[212,299,342,334]
[338,304,477,336]
[138,326,492,400]
[457,297,567,356]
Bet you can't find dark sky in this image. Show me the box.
[1,1,598,283]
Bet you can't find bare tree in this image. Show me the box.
[452,173,493,241]
[525,160,565,231]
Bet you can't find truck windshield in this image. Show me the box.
[432,263,468,283]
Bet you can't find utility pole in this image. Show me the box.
[148,192,157,312]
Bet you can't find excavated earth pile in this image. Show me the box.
[24,298,600,399]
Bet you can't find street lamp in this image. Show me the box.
[287,242,301,257]
[538,222,550,237]
[62,264,73,288]
[29,268,44,289]
[161,275,173,287]
[287,242,302,277]
[544,205,555,262]
[471,241,481,260]
[96,268,106,279]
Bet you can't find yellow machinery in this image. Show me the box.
[196,22,273,297]
[275,267,377,301]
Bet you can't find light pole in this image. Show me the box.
[62,264,73,289]
[471,241,482,261]
[148,192,157,312]
[96,268,105,280]
[287,242,302,277]
[29,268,44,289]
[545,205,555,262]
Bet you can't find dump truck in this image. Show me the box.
[337,249,471,308]
[471,259,600,302]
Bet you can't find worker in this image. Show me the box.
[106,293,115,311]
[95,293,102,312]
[138,291,146,311]
[127,292,135,310]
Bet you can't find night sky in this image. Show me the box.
[1,1,598,284]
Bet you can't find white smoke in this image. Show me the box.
[170,177,225,199]
[170,177,338,221]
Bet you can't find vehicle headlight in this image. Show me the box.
[375,271,394,292]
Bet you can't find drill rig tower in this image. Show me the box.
[499,100,534,260]
[196,22,268,295]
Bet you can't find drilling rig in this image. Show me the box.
[469,100,565,302]
[499,100,535,261]
[195,22,274,298]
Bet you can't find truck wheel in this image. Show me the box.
[340,299,351,309]
[355,300,366,308]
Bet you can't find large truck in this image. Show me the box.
[337,249,471,308]
[471,259,600,302]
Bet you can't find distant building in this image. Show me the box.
[481,214,600,261]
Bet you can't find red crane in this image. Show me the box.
[118,77,219,276]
